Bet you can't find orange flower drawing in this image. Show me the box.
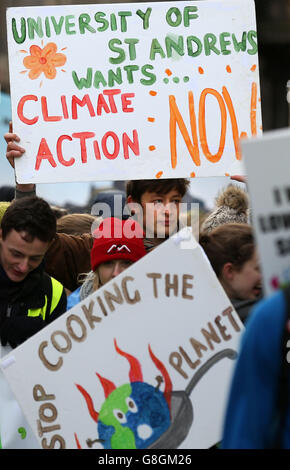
[23,42,66,80]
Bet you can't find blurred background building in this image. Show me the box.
[0,0,289,213]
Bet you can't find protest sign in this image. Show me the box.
[0,228,243,449]
[243,128,290,296]
[6,0,261,184]
[0,343,40,449]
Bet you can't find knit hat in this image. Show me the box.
[91,217,146,272]
[0,202,11,225]
[0,186,14,202]
[200,184,249,234]
[91,189,127,220]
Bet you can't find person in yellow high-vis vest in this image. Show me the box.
[0,196,67,449]
[0,196,67,348]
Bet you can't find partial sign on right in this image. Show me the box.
[242,128,290,297]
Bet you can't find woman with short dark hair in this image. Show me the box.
[199,223,262,322]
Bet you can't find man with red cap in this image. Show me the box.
[67,217,146,309]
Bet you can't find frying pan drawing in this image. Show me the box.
[148,348,237,449]
[77,347,237,450]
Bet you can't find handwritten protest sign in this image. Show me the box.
[6,0,261,184]
[0,228,243,449]
[243,129,290,296]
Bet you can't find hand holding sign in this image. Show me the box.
[4,122,25,169]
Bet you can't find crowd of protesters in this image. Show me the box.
[0,124,289,450]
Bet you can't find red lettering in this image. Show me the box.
[93,140,101,160]
[57,135,75,166]
[103,89,121,113]
[61,95,69,120]
[122,130,139,159]
[35,138,57,170]
[72,132,95,163]
[71,95,96,120]
[17,95,38,125]
[41,97,62,122]
[97,94,110,116]
[101,132,120,160]
[121,93,135,113]
[35,127,140,169]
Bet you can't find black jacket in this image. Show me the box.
[232,294,263,324]
[0,263,67,348]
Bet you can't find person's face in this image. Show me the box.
[98,259,133,286]
[139,189,182,238]
[224,249,262,301]
[0,229,49,282]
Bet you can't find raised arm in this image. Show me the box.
[4,121,36,196]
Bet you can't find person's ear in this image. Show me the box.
[222,262,235,281]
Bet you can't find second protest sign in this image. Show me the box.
[0,230,243,449]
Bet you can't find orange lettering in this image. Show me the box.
[169,92,200,169]
[222,86,242,160]
[199,88,227,163]
[251,82,257,136]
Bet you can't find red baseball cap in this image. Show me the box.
[91,217,146,272]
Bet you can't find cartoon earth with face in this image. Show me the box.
[97,381,171,449]
[75,339,172,449]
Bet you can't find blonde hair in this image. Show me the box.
[78,268,101,292]
[92,270,101,291]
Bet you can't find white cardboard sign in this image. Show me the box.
[0,229,243,449]
[243,128,290,296]
[6,0,262,184]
